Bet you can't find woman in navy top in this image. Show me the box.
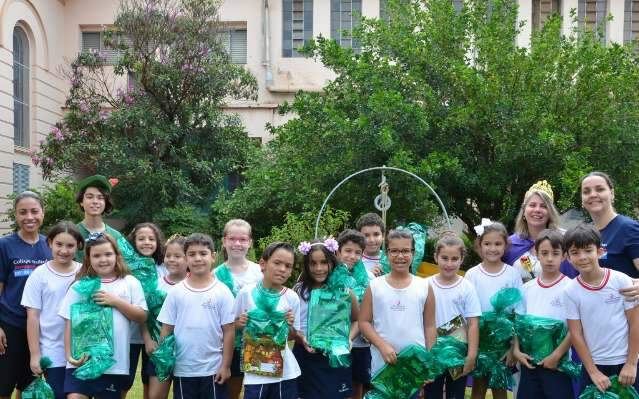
[0,191,51,398]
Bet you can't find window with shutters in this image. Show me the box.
[533,0,561,29]
[578,0,608,43]
[283,0,313,57]
[625,0,639,44]
[13,26,30,148]
[81,31,127,64]
[13,163,29,194]
[331,0,362,51]
[221,28,248,64]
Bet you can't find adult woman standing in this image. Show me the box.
[580,171,639,279]
[504,180,577,280]
[75,175,125,261]
[0,191,51,399]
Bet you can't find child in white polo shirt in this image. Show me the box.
[563,224,639,394]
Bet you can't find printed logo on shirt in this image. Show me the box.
[550,297,562,308]
[201,298,217,310]
[390,300,406,312]
[338,383,349,393]
[452,295,466,309]
[13,264,38,278]
[106,384,117,392]
[604,293,621,305]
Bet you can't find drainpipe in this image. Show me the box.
[262,0,273,87]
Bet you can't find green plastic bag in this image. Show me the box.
[150,334,177,382]
[307,265,352,367]
[215,264,238,297]
[70,277,116,380]
[490,287,523,314]
[380,251,391,275]
[370,344,434,398]
[344,260,370,303]
[22,357,54,399]
[242,283,289,377]
[426,335,468,380]
[579,375,639,399]
[397,223,427,275]
[117,236,159,293]
[145,289,167,342]
[514,314,582,378]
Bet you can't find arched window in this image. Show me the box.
[13,26,30,147]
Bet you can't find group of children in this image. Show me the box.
[15,210,639,399]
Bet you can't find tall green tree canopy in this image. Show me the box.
[216,0,639,236]
[35,0,257,225]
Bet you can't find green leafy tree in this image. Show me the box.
[33,0,257,225]
[216,0,639,234]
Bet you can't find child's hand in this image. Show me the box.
[29,354,43,375]
[589,368,611,393]
[0,327,7,354]
[285,310,295,326]
[379,342,397,365]
[513,348,535,369]
[214,367,231,385]
[68,353,89,367]
[300,336,315,354]
[235,312,248,328]
[462,355,477,376]
[619,362,637,386]
[92,290,121,307]
[372,265,383,277]
[503,349,517,367]
[537,352,560,370]
[144,339,158,355]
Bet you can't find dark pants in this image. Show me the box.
[580,363,639,394]
[172,375,228,399]
[424,372,466,399]
[517,366,574,399]
[243,379,298,399]
[0,321,34,396]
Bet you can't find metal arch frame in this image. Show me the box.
[314,166,452,238]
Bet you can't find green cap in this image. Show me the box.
[77,175,112,193]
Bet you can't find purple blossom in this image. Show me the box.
[99,110,109,120]
[124,94,134,105]
[31,156,40,166]
[79,102,90,113]
[46,157,53,166]
[50,126,64,141]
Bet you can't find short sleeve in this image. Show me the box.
[624,219,639,261]
[0,239,10,284]
[128,277,148,310]
[287,291,301,331]
[21,269,43,310]
[512,269,524,289]
[219,289,236,325]
[563,288,580,320]
[463,282,482,318]
[157,289,176,326]
[58,283,81,320]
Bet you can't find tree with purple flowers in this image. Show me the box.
[33,0,257,225]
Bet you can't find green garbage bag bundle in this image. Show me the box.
[514,314,582,378]
[241,282,289,376]
[307,264,353,368]
[150,334,177,382]
[579,375,639,399]
[22,357,54,399]
[397,223,427,275]
[472,288,523,390]
[343,260,370,303]
[366,344,434,399]
[425,335,468,381]
[70,277,116,380]
[145,289,167,342]
[215,264,245,348]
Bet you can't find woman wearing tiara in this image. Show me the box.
[503,180,577,283]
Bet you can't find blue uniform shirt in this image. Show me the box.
[0,233,51,328]
[599,215,639,278]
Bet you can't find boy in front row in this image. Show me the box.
[563,224,639,393]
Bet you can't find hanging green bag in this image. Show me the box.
[369,344,434,398]
[22,357,54,399]
[579,375,639,399]
[150,334,177,382]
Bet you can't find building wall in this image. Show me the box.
[0,0,636,233]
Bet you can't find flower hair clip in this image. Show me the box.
[473,218,493,237]
[298,238,339,255]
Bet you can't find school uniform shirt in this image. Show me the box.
[229,262,263,293]
[464,263,523,312]
[362,254,382,280]
[599,215,639,278]
[519,274,570,321]
[157,279,235,377]
[59,275,147,374]
[21,261,81,367]
[427,276,482,328]
[157,275,180,294]
[156,264,169,279]
[234,283,301,385]
[369,275,429,374]
[564,268,638,365]
[0,233,51,329]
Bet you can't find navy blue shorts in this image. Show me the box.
[144,355,157,379]
[243,379,298,399]
[293,345,352,398]
[230,348,243,378]
[424,372,466,399]
[351,346,371,385]
[124,343,151,389]
[0,321,34,396]
[579,363,639,394]
[64,369,128,399]
[45,366,66,399]
[173,375,228,399]
[517,366,574,399]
